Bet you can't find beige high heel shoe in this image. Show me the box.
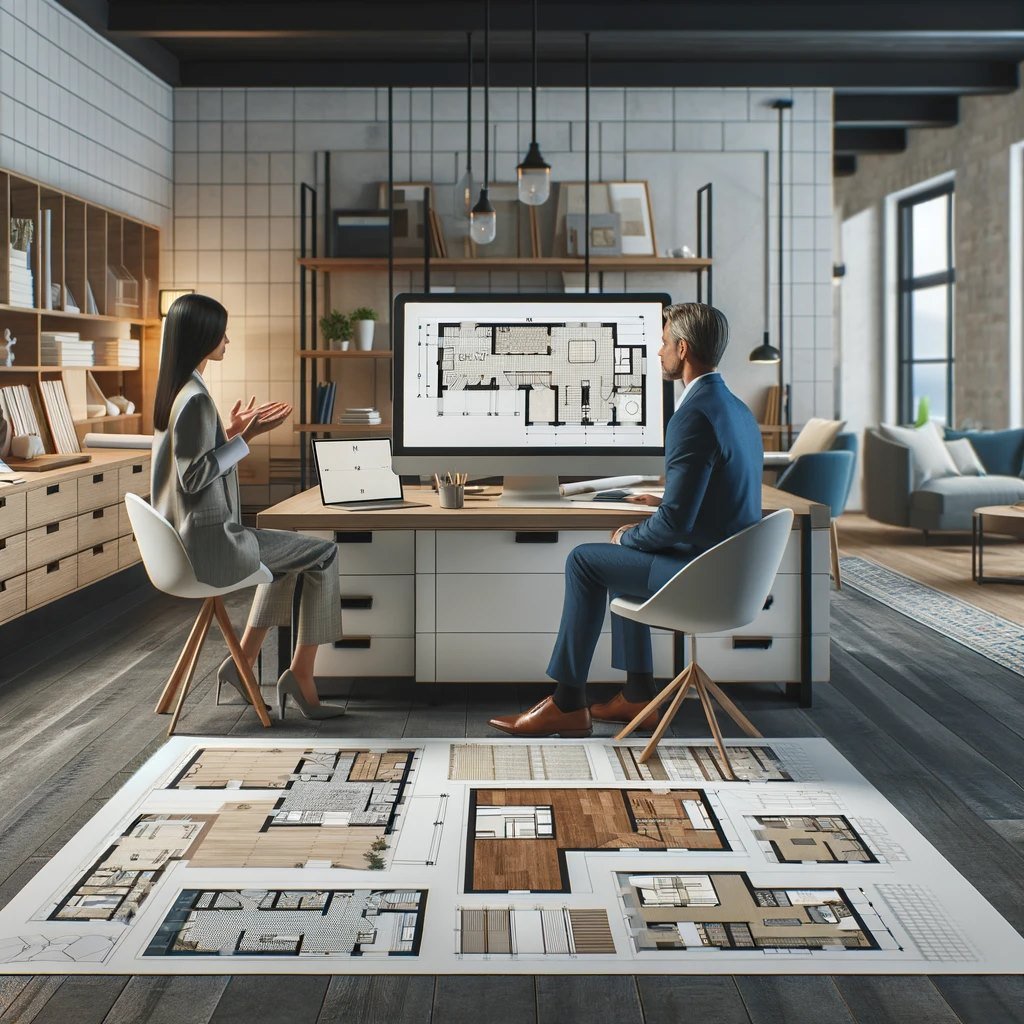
[276,670,347,720]
[217,656,270,709]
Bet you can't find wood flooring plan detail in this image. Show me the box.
[457,907,616,956]
[613,744,796,783]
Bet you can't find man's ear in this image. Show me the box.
[676,337,688,362]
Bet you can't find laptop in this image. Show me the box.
[311,437,427,510]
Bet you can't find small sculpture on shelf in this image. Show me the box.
[0,329,16,367]
[319,309,352,352]
[351,306,378,351]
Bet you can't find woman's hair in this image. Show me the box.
[153,293,228,430]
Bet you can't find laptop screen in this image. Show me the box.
[312,438,403,504]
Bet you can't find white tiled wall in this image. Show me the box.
[170,86,835,502]
[0,0,172,226]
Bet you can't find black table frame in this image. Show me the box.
[972,511,1024,585]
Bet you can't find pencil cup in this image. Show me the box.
[438,483,465,509]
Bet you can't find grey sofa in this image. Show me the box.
[863,428,1024,535]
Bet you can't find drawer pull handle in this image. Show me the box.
[46,523,59,535]
[334,637,372,649]
[132,464,143,474]
[334,531,372,544]
[733,637,773,650]
[340,596,373,610]
[92,473,104,483]
[0,497,6,509]
[515,531,558,544]
[46,484,60,495]
[0,538,5,552]
[46,561,60,573]
[0,579,5,592]
[762,594,774,611]
[93,509,104,519]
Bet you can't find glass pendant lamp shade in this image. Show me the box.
[470,187,496,244]
[517,142,551,205]
[455,166,476,220]
[749,330,781,364]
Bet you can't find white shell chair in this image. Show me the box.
[125,492,273,736]
[613,508,795,776]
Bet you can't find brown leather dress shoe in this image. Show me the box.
[590,691,662,732]
[488,696,592,738]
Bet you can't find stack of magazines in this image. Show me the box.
[94,337,139,368]
[314,381,337,424]
[7,246,34,307]
[341,407,382,426]
[41,331,94,366]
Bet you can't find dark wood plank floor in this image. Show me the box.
[2,580,1024,1023]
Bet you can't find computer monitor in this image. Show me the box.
[392,293,674,506]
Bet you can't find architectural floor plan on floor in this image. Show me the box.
[0,738,1021,974]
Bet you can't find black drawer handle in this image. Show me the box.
[46,560,60,573]
[334,637,372,649]
[340,596,373,610]
[92,473,104,483]
[46,484,60,495]
[515,531,558,544]
[0,579,5,592]
[93,544,105,555]
[762,594,774,611]
[733,637,773,650]
[93,509,105,519]
[132,464,143,474]
[0,538,5,552]
[335,531,373,544]
[46,522,59,534]
[0,497,6,509]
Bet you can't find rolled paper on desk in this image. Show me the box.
[559,474,649,496]
[84,432,154,449]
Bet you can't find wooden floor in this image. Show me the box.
[2,578,1024,1023]
[840,512,1024,625]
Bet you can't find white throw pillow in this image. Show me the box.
[879,421,960,488]
[789,417,846,459]
[945,438,987,476]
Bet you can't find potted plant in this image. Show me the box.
[319,309,352,351]
[351,306,378,351]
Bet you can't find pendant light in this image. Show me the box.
[454,32,475,221]
[470,0,497,245]
[517,0,551,206]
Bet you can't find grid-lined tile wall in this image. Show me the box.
[0,0,172,226]
[171,86,834,504]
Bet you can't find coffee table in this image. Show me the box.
[972,505,1024,584]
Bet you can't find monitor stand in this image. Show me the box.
[498,475,567,508]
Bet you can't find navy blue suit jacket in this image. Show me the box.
[620,373,764,592]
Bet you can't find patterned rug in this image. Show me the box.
[840,556,1024,676]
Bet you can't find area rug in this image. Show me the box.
[840,556,1024,676]
[0,737,1021,975]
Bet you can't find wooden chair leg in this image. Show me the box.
[156,599,214,714]
[693,672,736,781]
[166,602,214,736]
[213,598,271,728]
[638,668,696,764]
[616,665,691,741]
[830,520,842,590]
[697,668,762,739]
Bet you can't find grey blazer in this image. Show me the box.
[151,371,260,587]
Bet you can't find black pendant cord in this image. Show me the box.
[584,31,591,292]
[531,0,538,142]
[465,31,473,176]
[388,86,394,352]
[483,0,490,190]
[777,101,786,426]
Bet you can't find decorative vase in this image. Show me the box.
[356,320,375,351]
[340,339,351,351]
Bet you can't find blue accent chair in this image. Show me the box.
[775,440,857,588]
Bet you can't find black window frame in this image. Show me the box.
[897,181,955,426]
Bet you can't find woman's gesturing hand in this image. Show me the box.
[226,396,259,439]
[241,401,293,440]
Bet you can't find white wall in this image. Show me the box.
[0,0,172,227]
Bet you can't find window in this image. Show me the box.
[897,183,955,425]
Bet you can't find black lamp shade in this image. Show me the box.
[749,331,781,364]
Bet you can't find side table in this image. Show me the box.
[972,505,1024,584]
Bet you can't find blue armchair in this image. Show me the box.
[775,438,857,588]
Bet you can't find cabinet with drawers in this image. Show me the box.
[0,451,151,626]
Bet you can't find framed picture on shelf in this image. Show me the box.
[608,181,657,255]
[551,182,611,256]
[378,182,446,257]
[566,212,622,256]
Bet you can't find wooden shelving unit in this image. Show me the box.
[0,167,160,446]
[298,255,711,273]
[297,350,393,359]
[294,421,392,436]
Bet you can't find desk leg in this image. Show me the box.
[277,626,291,677]
[787,517,814,708]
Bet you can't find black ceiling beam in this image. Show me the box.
[834,127,908,154]
[177,58,1020,91]
[834,94,959,128]
[109,1,1024,35]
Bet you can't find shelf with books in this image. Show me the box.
[298,349,393,359]
[293,422,393,436]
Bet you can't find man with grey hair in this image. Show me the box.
[490,302,763,738]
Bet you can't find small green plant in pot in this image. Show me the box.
[352,306,378,351]
[320,309,352,351]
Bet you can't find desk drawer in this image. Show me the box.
[691,633,830,683]
[0,492,26,539]
[78,470,119,512]
[701,572,830,637]
[0,573,26,624]
[118,458,150,499]
[338,575,414,637]
[0,532,27,580]
[776,528,830,575]
[78,506,119,548]
[78,541,119,585]
[118,533,140,568]
[430,631,674,683]
[303,529,416,575]
[315,636,415,677]
[27,556,77,609]
[26,518,78,570]
[435,530,610,574]
[26,479,78,530]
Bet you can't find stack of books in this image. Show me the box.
[94,337,139,368]
[341,407,382,426]
[41,332,94,366]
[40,379,81,454]
[314,381,337,424]
[7,247,34,307]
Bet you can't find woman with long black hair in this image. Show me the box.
[151,293,345,719]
